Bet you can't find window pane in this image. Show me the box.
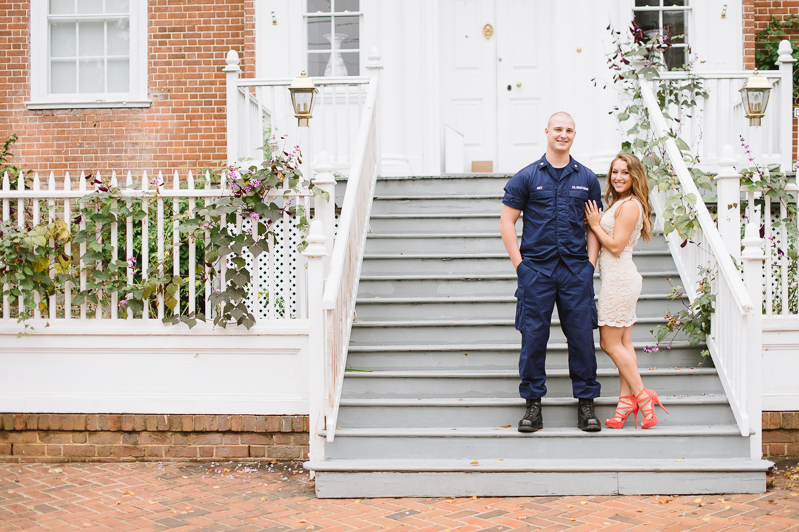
[77,0,103,14]
[335,16,359,49]
[634,0,660,6]
[107,58,129,92]
[342,51,358,76]
[308,0,331,13]
[308,17,331,50]
[663,10,685,43]
[107,18,130,55]
[665,47,686,70]
[51,60,76,93]
[634,10,659,35]
[335,0,359,12]
[79,58,104,92]
[51,21,77,58]
[105,0,129,13]
[50,0,75,14]
[308,52,329,77]
[667,0,686,5]
[79,21,104,57]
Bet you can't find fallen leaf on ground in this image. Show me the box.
[49,468,63,473]
[724,505,731,510]
[501,425,511,428]
[470,461,479,466]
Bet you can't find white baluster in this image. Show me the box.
[204,170,211,318]
[48,172,56,319]
[94,172,102,319]
[313,151,337,275]
[32,173,41,319]
[187,171,196,316]
[111,171,119,319]
[2,172,8,321]
[78,172,87,320]
[64,172,72,319]
[157,171,165,320]
[142,171,150,319]
[172,170,180,316]
[126,171,134,320]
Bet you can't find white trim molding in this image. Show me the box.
[762,316,799,411]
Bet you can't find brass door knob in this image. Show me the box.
[483,23,494,39]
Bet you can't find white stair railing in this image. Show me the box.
[303,49,382,463]
[638,76,765,459]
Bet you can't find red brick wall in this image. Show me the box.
[0,414,308,463]
[763,412,799,458]
[0,0,255,176]
[742,0,799,162]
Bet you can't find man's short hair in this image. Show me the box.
[547,111,575,128]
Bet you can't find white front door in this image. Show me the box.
[440,0,552,174]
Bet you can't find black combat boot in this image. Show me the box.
[518,398,543,433]
[577,398,602,432]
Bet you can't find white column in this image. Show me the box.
[715,145,742,260]
[741,204,764,460]
[312,151,337,274]
[776,40,796,174]
[302,221,328,467]
[224,50,242,164]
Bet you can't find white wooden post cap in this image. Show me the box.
[302,220,329,258]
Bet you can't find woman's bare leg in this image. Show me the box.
[599,325,644,396]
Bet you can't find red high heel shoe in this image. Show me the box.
[605,395,638,429]
[636,388,669,429]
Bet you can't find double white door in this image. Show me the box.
[441,0,553,174]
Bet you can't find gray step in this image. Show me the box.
[357,271,680,298]
[364,233,517,254]
[336,395,733,429]
[341,368,723,398]
[371,195,504,215]
[306,458,769,497]
[349,317,682,344]
[320,425,749,460]
[372,175,512,196]
[369,213,512,233]
[346,342,708,370]
[354,294,682,320]
[361,250,675,275]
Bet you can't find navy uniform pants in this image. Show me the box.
[515,259,600,400]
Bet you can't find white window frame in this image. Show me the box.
[28,0,150,110]
[632,1,692,71]
[305,1,363,77]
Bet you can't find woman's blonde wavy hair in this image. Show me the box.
[604,152,652,243]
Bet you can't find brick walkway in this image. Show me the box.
[2,460,798,531]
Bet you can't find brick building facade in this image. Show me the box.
[0,0,255,176]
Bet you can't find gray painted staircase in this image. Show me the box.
[305,174,770,497]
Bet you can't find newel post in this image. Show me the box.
[776,40,796,174]
[223,50,242,165]
[312,152,337,273]
[716,145,743,260]
[302,220,328,466]
[742,204,764,460]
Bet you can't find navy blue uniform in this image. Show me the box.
[502,154,603,400]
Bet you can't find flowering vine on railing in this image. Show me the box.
[0,135,328,333]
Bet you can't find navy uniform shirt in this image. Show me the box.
[502,154,603,277]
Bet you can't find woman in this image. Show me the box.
[584,152,669,429]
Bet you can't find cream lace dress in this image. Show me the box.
[597,196,644,327]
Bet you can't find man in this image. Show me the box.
[499,112,602,433]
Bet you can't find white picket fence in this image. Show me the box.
[0,170,311,323]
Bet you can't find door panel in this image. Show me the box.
[496,0,551,173]
[440,0,497,169]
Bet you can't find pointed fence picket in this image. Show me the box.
[0,170,311,324]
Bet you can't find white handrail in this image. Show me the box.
[638,77,757,439]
